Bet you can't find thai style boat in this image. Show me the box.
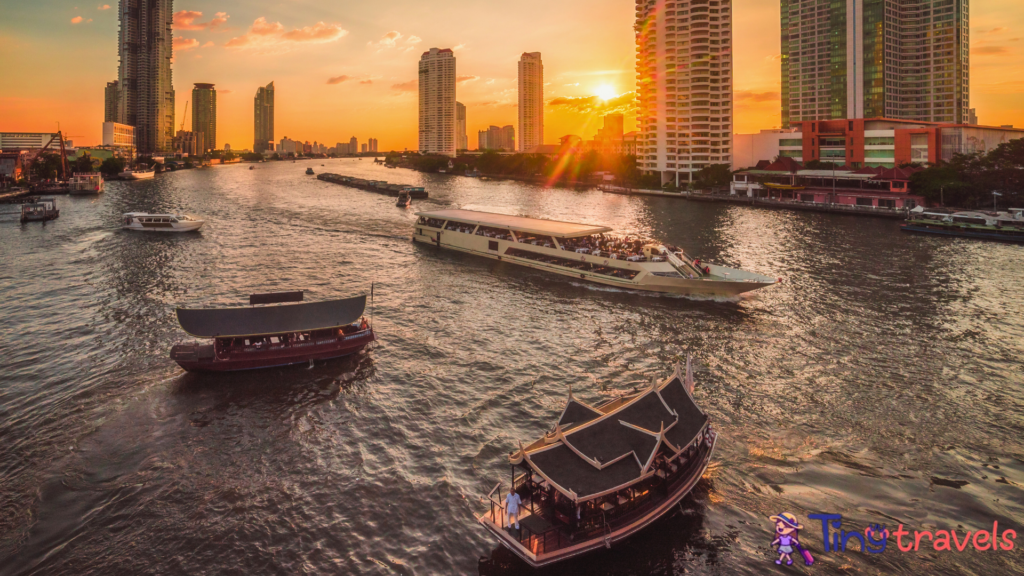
[169,292,375,372]
[479,360,716,568]
[413,209,776,297]
[901,208,1024,243]
[122,213,205,232]
[21,197,59,222]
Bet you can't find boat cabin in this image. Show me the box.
[21,198,59,222]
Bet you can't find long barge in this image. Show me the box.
[901,208,1024,243]
[412,209,776,297]
[317,173,428,199]
[479,361,716,568]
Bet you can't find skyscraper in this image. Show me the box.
[254,81,275,153]
[456,102,468,151]
[418,47,457,157]
[117,0,175,154]
[192,83,216,153]
[518,52,544,152]
[635,0,734,185]
[104,81,119,123]
[780,0,970,127]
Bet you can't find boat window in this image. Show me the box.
[474,225,511,239]
[489,240,499,251]
[170,218,178,223]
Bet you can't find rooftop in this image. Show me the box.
[415,209,613,238]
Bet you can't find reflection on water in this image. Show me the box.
[0,159,1022,575]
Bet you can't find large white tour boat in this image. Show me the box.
[413,209,776,297]
[122,213,205,232]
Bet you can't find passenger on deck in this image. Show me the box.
[505,490,522,530]
[360,317,369,331]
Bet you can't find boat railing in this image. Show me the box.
[232,329,372,355]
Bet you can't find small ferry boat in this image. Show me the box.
[479,360,716,568]
[306,167,315,175]
[122,212,205,232]
[120,168,156,180]
[466,168,481,178]
[21,198,59,222]
[68,172,104,195]
[250,165,255,170]
[396,190,412,208]
[169,291,376,372]
[413,209,776,297]
[901,208,1024,243]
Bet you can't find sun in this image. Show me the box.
[595,85,617,101]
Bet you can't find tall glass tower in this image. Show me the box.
[117,0,175,154]
[254,82,275,154]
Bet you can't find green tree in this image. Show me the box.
[99,157,126,176]
[72,153,95,173]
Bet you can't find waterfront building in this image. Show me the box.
[350,137,358,154]
[518,52,544,152]
[173,130,197,157]
[0,133,60,150]
[192,83,216,154]
[102,122,137,151]
[104,81,119,123]
[117,0,175,154]
[635,0,734,186]
[254,82,275,154]
[733,118,1023,170]
[780,0,971,128]
[456,102,468,150]
[0,151,27,182]
[586,113,627,154]
[361,144,368,153]
[419,47,457,157]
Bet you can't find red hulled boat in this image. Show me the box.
[169,291,375,372]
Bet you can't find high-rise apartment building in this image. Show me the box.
[418,48,457,157]
[518,52,544,152]
[369,138,378,152]
[780,0,970,127]
[349,136,358,153]
[456,102,468,151]
[254,81,275,153]
[117,0,175,154]
[104,81,119,123]
[635,0,734,185]
[192,83,216,153]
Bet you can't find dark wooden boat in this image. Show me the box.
[21,197,59,222]
[479,359,716,568]
[169,291,375,372]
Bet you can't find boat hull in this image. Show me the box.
[123,221,204,232]
[121,171,156,180]
[479,433,717,568]
[170,330,375,372]
[412,228,774,297]
[901,223,1024,243]
[21,211,59,223]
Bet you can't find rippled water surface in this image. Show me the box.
[1,159,1022,575]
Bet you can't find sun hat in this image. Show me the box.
[769,513,804,530]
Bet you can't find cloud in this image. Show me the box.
[220,90,233,94]
[453,43,465,51]
[547,92,636,115]
[174,36,200,51]
[360,79,374,85]
[975,45,1009,55]
[227,17,347,49]
[71,16,83,24]
[173,11,230,31]
[406,36,421,45]
[391,80,416,92]
[735,90,780,102]
[369,30,403,50]
[202,41,214,48]
[456,75,479,84]
[984,27,1008,34]
[98,4,110,9]
[327,75,351,85]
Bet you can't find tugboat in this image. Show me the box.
[21,197,59,222]
[396,190,412,208]
[169,291,375,372]
[478,358,716,568]
[306,167,315,175]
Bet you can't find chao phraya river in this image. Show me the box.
[1,159,1022,575]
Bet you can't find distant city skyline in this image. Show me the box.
[2,1,1021,150]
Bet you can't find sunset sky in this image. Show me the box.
[2,0,1022,151]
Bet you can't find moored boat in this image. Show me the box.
[68,172,104,195]
[122,212,205,232]
[901,208,1024,243]
[120,168,156,180]
[169,291,376,372]
[21,197,59,222]
[412,209,776,297]
[479,359,716,568]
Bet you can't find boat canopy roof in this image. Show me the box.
[513,369,708,502]
[176,295,366,338]
[416,209,613,238]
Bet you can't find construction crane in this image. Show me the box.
[22,131,70,182]
[180,100,189,132]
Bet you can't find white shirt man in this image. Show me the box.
[505,491,522,530]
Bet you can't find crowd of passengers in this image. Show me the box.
[511,428,715,536]
[215,320,370,355]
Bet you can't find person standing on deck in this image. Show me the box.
[505,490,522,530]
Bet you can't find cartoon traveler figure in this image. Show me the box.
[770,512,812,566]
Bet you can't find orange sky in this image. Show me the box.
[2,1,1022,150]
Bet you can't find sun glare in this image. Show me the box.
[595,85,617,101]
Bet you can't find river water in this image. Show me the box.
[1,159,1022,575]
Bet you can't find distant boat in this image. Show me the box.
[466,168,481,178]
[306,167,315,175]
[396,190,412,208]
[120,168,155,180]
[901,208,1024,243]
[122,212,205,232]
[68,172,104,195]
[249,165,254,170]
[21,197,59,222]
